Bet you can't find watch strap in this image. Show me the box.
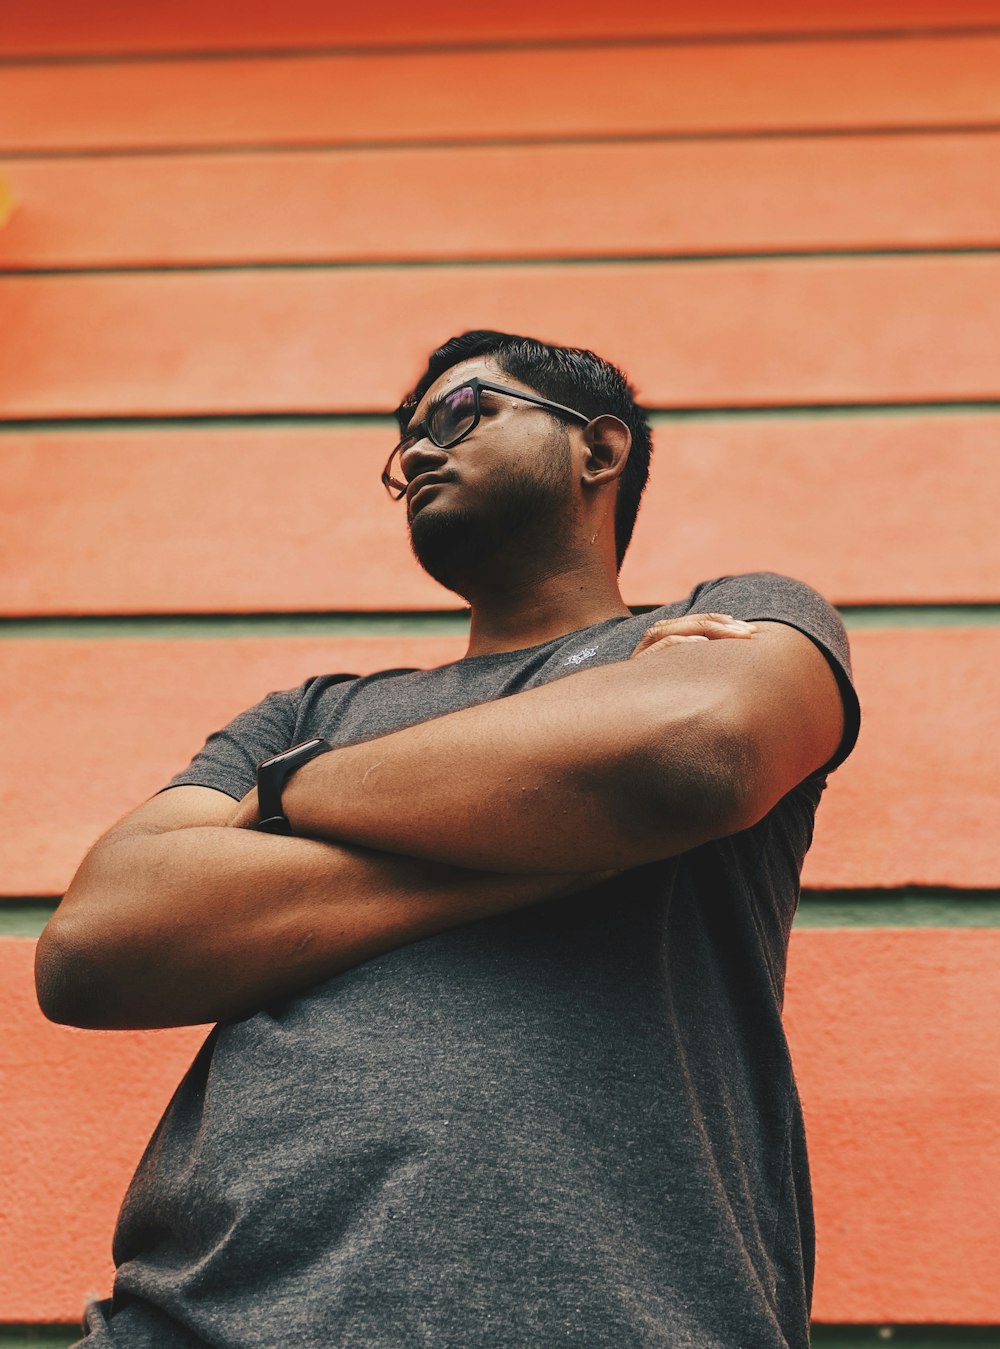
[255,737,332,834]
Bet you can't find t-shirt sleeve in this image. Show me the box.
[683,571,861,774]
[158,683,307,802]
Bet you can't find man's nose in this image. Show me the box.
[399,436,448,484]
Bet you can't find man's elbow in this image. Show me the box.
[666,711,810,843]
[34,917,106,1028]
[635,712,763,853]
[35,834,171,1028]
[35,887,150,1029]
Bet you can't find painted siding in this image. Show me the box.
[1,2,997,1340]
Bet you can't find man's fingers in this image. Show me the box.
[633,634,708,655]
[629,613,757,660]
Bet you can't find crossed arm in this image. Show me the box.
[35,616,844,1030]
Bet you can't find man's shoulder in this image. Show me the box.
[685,569,832,611]
[641,571,837,624]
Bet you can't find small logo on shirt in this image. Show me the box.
[565,646,599,666]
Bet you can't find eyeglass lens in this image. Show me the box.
[429,384,477,447]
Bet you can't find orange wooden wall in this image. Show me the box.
[1,2,998,1342]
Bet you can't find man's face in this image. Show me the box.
[398,357,578,597]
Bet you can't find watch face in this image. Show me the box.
[261,738,327,770]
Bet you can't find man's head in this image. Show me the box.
[388,331,652,595]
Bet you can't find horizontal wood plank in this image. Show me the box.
[815,628,998,889]
[4,133,1000,270]
[0,414,995,615]
[0,636,465,897]
[4,256,1000,417]
[3,36,1000,154]
[0,628,996,895]
[0,938,209,1322]
[3,929,997,1320]
[3,0,999,57]
[786,930,1000,1322]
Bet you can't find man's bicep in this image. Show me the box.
[713,620,845,821]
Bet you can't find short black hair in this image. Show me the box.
[396,330,653,567]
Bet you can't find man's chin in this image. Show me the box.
[407,449,574,597]
[407,504,489,599]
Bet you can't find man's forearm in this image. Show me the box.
[36,826,589,1031]
[263,650,744,874]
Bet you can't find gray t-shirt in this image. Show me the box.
[77,572,860,1349]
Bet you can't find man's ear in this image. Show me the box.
[580,415,631,488]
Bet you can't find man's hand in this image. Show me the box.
[629,611,756,658]
[228,784,260,830]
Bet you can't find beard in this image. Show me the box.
[408,431,574,600]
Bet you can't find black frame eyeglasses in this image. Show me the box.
[381,377,592,500]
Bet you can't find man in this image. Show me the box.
[38,331,860,1348]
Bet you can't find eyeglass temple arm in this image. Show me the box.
[476,381,590,426]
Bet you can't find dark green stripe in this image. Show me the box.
[649,401,1000,422]
[795,891,1000,928]
[0,1328,996,1348]
[4,401,1000,433]
[0,604,997,641]
[0,902,58,936]
[840,605,1000,628]
[7,892,1000,939]
[0,412,390,431]
[0,612,471,640]
[0,1333,79,1348]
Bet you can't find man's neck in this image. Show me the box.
[464,557,631,658]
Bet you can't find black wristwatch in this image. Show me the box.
[255,738,332,834]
